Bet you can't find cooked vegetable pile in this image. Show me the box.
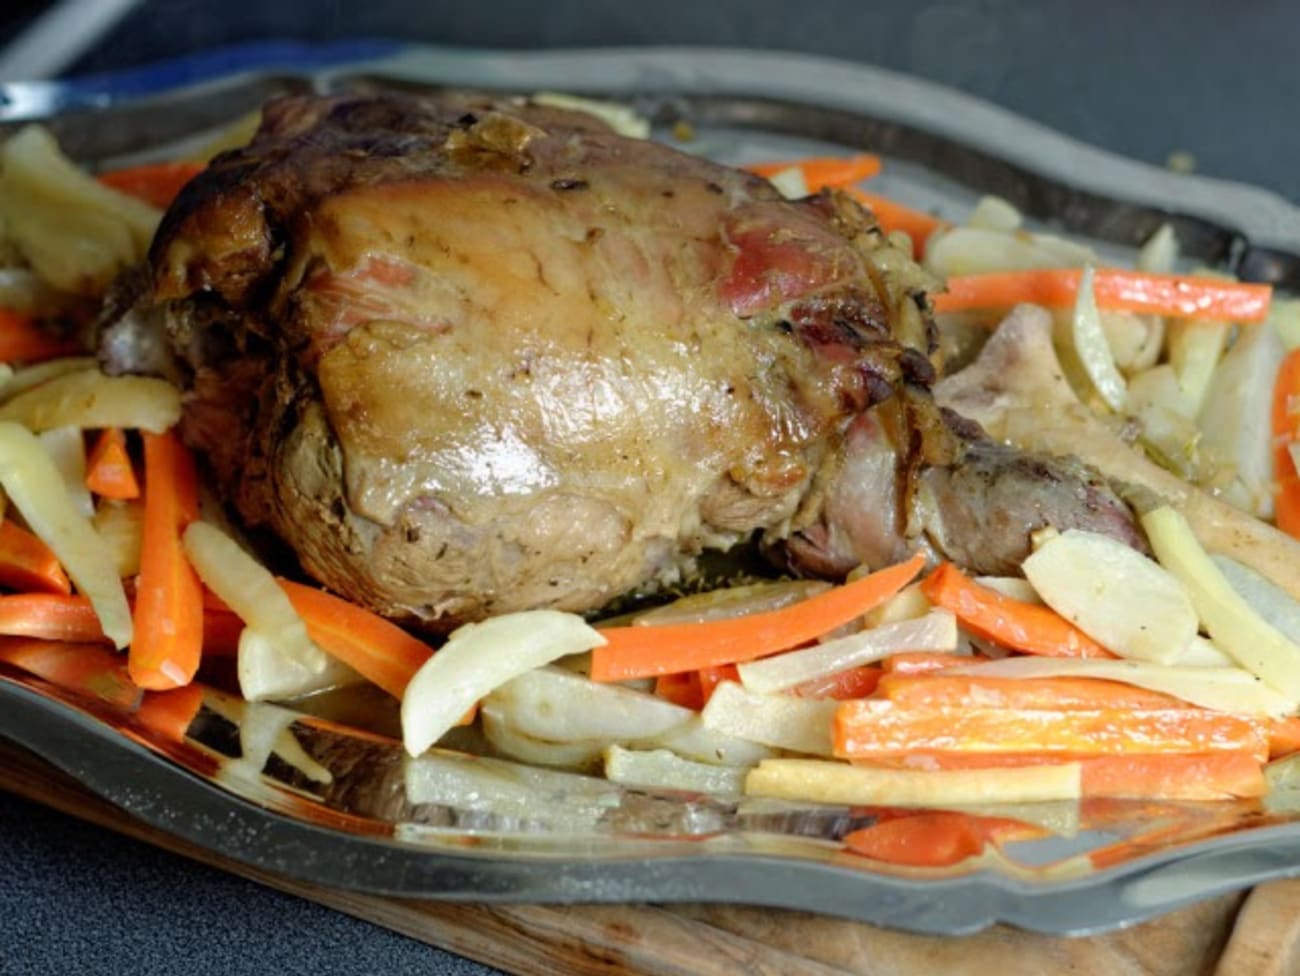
[0,101,1299,870]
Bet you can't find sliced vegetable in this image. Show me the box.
[1070,266,1128,410]
[485,666,694,743]
[130,430,203,689]
[0,421,130,646]
[1198,311,1285,517]
[1142,505,1300,701]
[85,428,140,500]
[833,699,1268,761]
[920,561,1113,658]
[0,518,70,593]
[746,757,1082,806]
[0,368,180,433]
[181,520,341,700]
[0,637,139,708]
[92,498,143,577]
[700,680,838,756]
[1274,346,1300,536]
[882,651,987,674]
[1077,752,1264,800]
[790,665,883,700]
[590,553,925,681]
[932,268,1272,322]
[877,673,1187,712]
[603,745,749,796]
[1021,529,1196,664]
[38,426,93,516]
[278,579,434,699]
[951,655,1293,717]
[97,161,206,209]
[0,309,81,363]
[736,609,956,693]
[0,593,104,641]
[402,610,606,756]
[133,683,205,743]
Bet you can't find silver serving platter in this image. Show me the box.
[2,44,1300,937]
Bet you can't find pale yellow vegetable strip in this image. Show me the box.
[745,758,1082,807]
[604,746,749,796]
[0,421,131,647]
[0,369,180,433]
[701,681,838,756]
[1142,505,1300,701]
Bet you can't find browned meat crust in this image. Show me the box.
[139,91,1143,630]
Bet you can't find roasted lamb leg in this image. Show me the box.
[128,92,1143,630]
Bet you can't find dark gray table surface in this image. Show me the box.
[2,2,1299,974]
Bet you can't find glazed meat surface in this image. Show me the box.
[142,92,1142,629]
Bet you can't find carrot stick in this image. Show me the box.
[1269,716,1300,759]
[0,518,71,594]
[1273,347,1300,537]
[833,699,1268,761]
[129,430,204,690]
[931,268,1273,322]
[133,683,205,743]
[792,665,883,700]
[746,154,883,188]
[0,309,81,363]
[876,673,1188,712]
[861,750,1264,800]
[590,553,926,681]
[654,670,703,710]
[881,651,991,674]
[277,579,434,699]
[843,810,1032,867]
[920,562,1115,658]
[97,161,206,210]
[844,188,950,257]
[0,593,106,641]
[0,637,140,708]
[85,428,140,500]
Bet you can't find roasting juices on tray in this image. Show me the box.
[0,90,1299,870]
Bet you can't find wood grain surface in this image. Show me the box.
[2,737,1296,976]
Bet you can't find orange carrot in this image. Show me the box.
[85,428,140,500]
[1269,716,1300,759]
[278,579,434,699]
[0,519,71,594]
[590,553,926,682]
[843,810,1032,867]
[931,268,1272,322]
[133,683,205,743]
[876,673,1187,712]
[0,637,140,709]
[0,308,81,363]
[845,188,950,257]
[129,430,204,690]
[881,651,991,674]
[833,699,1268,761]
[792,665,883,700]
[654,670,704,711]
[1273,347,1300,537]
[920,562,1114,658]
[862,750,1264,800]
[746,154,883,188]
[0,593,106,641]
[697,664,739,705]
[1079,752,1265,800]
[98,160,206,209]
[200,608,243,657]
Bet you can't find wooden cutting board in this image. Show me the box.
[2,737,1298,976]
